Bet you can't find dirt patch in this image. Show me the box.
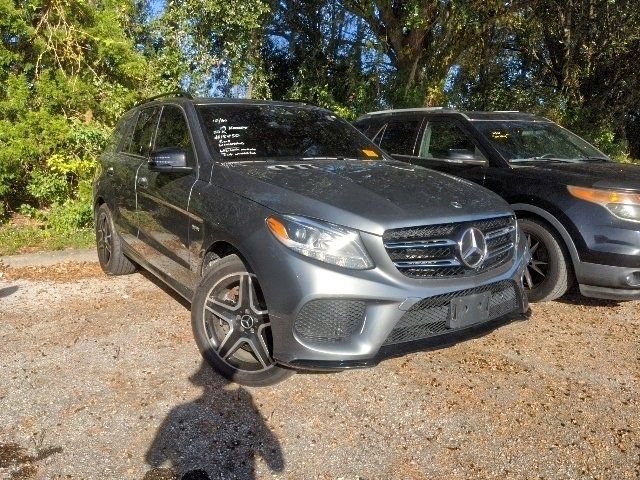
[0,262,104,282]
[0,268,638,479]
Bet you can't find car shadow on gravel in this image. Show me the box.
[0,285,19,299]
[557,290,621,307]
[139,270,191,310]
[142,361,284,480]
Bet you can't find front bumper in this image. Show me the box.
[576,261,640,301]
[247,227,530,370]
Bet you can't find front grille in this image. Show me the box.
[294,299,366,343]
[383,280,519,345]
[384,215,516,278]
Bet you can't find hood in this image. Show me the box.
[214,159,510,235]
[512,161,640,191]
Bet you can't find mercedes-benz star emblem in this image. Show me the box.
[240,314,255,330]
[458,227,488,268]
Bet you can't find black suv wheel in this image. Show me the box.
[520,218,573,302]
[191,255,294,386]
[95,204,137,275]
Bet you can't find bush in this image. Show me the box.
[45,179,94,232]
[26,169,70,207]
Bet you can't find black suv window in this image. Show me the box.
[155,105,196,166]
[126,107,160,157]
[418,121,484,162]
[379,119,421,155]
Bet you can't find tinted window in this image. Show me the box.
[155,105,196,166]
[418,121,483,161]
[105,114,130,153]
[197,104,383,160]
[473,121,607,162]
[127,107,160,157]
[378,119,421,155]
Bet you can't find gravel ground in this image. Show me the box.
[0,261,638,480]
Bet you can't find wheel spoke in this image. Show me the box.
[248,276,267,315]
[530,260,547,277]
[524,267,534,289]
[529,241,540,255]
[205,299,237,324]
[237,274,251,311]
[217,328,244,360]
[248,324,273,368]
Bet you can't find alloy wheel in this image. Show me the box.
[523,231,550,290]
[97,213,112,264]
[201,272,274,372]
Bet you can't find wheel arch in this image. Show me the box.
[200,239,253,277]
[512,203,580,268]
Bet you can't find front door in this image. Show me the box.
[135,104,199,292]
[409,118,487,185]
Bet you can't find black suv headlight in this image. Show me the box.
[266,215,374,269]
[568,186,640,223]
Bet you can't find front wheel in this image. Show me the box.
[191,255,294,386]
[519,218,573,302]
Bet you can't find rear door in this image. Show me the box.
[135,104,199,290]
[112,107,160,246]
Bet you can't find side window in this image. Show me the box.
[154,105,196,166]
[378,119,422,156]
[127,107,160,157]
[419,121,485,162]
[117,112,138,153]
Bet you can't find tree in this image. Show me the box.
[0,0,147,221]
[344,0,510,106]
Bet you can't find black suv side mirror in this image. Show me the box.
[149,148,193,173]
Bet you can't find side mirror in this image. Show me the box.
[149,148,192,173]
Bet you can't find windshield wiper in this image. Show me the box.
[510,157,576,163]
[580,156,610,162]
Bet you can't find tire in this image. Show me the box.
[519,217,573,302]
[191,255,294,386]
[95,203,137,276]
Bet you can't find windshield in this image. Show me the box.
[474,121,608,163]
[197,104,384,161]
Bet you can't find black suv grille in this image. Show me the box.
[383,280,519,345]
[383,216,516,278]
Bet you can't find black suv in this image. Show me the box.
[94,94,530,385]
[354,109,640,302]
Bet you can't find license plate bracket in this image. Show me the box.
[448,292,491,329]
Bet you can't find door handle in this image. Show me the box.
[137,176,148,188]
[106,167,115,176]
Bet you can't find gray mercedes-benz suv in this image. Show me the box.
[93,92,530,385]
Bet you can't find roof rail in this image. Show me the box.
[135,90,193,107]
[366,107,446,115]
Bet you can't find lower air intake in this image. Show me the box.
[294,299,366,343]
[383,280,519,345]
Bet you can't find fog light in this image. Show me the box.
[624,272,640,287]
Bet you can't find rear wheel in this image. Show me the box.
[519,217,572,302]
[191,255,293,386]
[95,204,136,275]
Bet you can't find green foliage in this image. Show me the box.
[26,170,69,206]
[1,0,639,250]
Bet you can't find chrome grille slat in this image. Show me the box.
[384,238,457,249]
[383,216,516,279]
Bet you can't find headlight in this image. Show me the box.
[266,215,374,269]
[567,186,640,223]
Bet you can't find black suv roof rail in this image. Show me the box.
[135,90,193,107]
